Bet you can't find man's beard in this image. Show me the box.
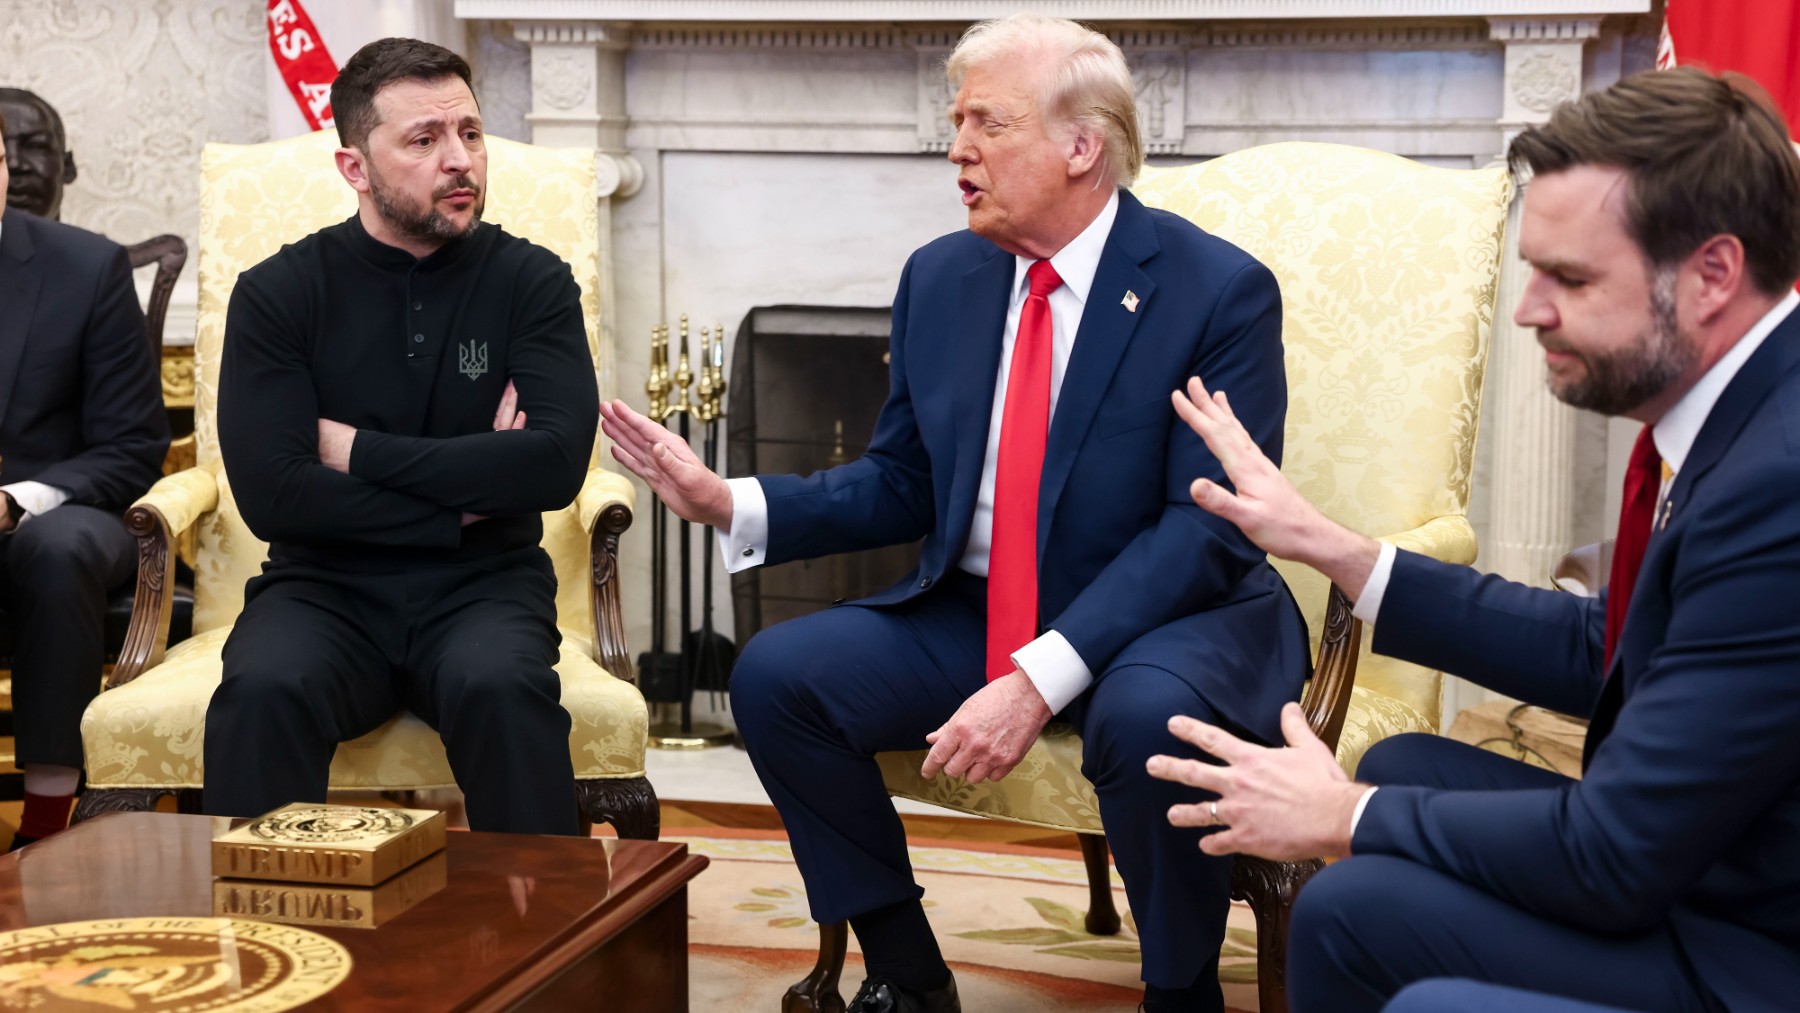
[368,164,484,247]
[1543,268,1697,416]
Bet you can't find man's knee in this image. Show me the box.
[728,621,818,735]
[1354,732,1443,785]
[5,508,127,593]
[435,648,561,717]
[1082,664,1217,781]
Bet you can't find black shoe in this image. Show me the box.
[6,834,39,853]
[845,973,960,1013]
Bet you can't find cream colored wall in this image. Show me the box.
[0,0,267,297]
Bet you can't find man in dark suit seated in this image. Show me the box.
[0,87,78,221]
[0,101,170,848]
[601,13,1308,1013]
[1148,68,1800,1012]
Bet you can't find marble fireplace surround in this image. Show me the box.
[455,0,1655,722]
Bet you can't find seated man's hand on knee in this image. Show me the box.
[921,670,1052,784]
[1148,701,1365,862]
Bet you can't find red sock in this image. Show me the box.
[18,792,75,840]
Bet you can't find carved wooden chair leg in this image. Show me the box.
[785,920,848,1013]
[574,777,661,840]
[1231,855,1324,1013]
[71,787,179,825]
[1077,832,1121,935]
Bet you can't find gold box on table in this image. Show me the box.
[213,851,448,928]
[212,803,447,887]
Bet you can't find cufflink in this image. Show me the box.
[743,548,754,557]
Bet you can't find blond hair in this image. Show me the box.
[946,13,1144,188]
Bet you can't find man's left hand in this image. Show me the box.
[317,419,356,473]
[921,670,1052,784]
[1147,702,1366,862]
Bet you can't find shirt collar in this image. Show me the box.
[1654,289,1800,474]
[1010,189,1120,307]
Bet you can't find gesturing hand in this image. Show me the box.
[1172,376,1381,597]
[600,399,733,529]
[920,671,1052,784]
[1146,702,1365,862]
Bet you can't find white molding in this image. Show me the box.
[1487,16,1604,41]
[459,1,1647,21]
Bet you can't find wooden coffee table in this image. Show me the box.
[0,811,708,1011]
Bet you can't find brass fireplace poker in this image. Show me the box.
[644,315,734,750]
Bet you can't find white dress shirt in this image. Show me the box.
[0,217,73,530]
[1347,289,1800,836]
[718,191,1122,714]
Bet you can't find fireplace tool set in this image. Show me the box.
[641,315,736,749]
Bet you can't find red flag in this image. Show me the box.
[1662,0,1800,137]
[267,0,339,131]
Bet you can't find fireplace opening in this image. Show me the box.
[727,305,921,650]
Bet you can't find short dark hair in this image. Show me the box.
[331,37,475,151]
[1509,66,1800,296]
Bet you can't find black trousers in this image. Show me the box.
[203,547,578,835]
[0,505,136,770]
[1289,735,1721,1013]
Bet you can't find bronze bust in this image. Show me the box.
[0,88,77,220]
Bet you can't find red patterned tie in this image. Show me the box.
[987,260,1062,681]
[1604,426,1663,668]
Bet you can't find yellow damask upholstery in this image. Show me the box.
[880,141,1510,825]
[80,130,649,798]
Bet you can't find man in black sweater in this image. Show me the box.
[207,38,598,834]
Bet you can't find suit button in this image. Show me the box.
[413,334,425,343]
[920,576,932,589]
[413,301,423,311]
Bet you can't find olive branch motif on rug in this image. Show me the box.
[672,829,1261,1008]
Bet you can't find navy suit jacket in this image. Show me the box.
[0,210,167,511]
[755,190,1308,736]
[1357,307,1800,1011]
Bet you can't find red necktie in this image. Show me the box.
[987,260,1062,680]
[1604,426,1663,668]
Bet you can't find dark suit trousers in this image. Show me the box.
[203,547,578,835]
[1383,979,1657,1013]
[1289,734,1722,1013]
[731,570,1242,999]
[0,505,136,769]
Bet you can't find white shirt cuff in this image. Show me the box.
[2,481,70,528]
[1350,785,1378,838]
[1350,542,1398,625]
[1012,630,1094,715]
[718,477,770,573]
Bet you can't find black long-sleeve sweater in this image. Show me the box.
[219,213,598,570]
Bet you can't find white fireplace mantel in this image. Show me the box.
[459,0,1646,21]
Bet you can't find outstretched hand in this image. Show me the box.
[1147,702,1364,862]
[600,399,733,529]
[1172,376,1381,596]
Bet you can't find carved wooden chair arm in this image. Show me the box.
[109,467,218,690]
[578,467,637,686]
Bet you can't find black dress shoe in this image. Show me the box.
[6,833,39,853]
[845,973,961,1013]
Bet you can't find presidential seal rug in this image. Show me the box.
[0,917,351,1012]
[673,828,1260,1012]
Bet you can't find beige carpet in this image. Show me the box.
[675,829,1260,1012]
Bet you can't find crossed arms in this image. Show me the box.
[218,266,597,549]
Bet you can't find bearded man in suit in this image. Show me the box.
[602,13,1308,1013]
[1150,67,1800,1013]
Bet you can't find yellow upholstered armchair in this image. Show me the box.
[788,143,1511,1013]
[72,131,656,838]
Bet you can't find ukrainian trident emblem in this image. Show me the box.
[458,340,488,380]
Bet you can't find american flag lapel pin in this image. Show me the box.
[1122,290,1140,313]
